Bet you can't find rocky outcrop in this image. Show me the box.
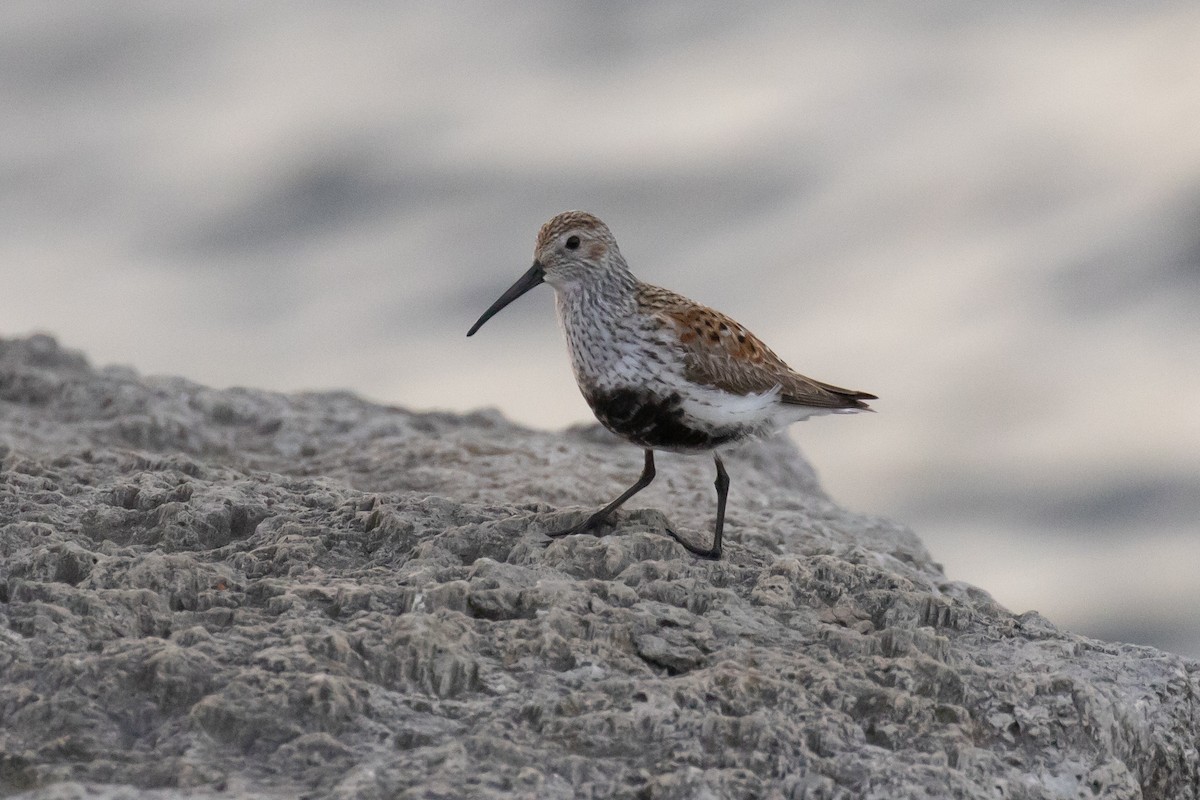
[1,334,1196,799]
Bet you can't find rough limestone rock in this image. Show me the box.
[0,334,1196,800]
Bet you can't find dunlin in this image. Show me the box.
[468,211,875,559]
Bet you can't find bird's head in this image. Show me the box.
[531,210,620,287]
[467,211,627,337]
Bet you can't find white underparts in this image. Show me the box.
[678,382,847,432]
[678,383,781,427]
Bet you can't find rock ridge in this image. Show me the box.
[0,334,1196,799]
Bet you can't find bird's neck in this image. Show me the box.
[554,269,641,385]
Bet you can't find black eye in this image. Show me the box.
[565,235,580,250]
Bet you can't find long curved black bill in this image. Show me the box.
[466,261,545,336]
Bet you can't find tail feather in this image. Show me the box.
[781,378,876,411]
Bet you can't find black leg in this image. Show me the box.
[547,449,657,538]
[665,454,726,560]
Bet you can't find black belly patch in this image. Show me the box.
[584,387,743,450]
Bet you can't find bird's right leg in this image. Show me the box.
[664,453,725,560]
[547,449,656,538]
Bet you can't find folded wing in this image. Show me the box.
[642,285,875,410]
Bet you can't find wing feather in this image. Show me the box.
[639,284,875,410]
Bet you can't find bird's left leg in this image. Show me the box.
[547,449,656,538]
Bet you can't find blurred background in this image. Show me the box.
[3,3,1198,655]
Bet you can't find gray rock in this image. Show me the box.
[0,334,1196,799]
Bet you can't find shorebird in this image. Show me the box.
[467,211,875,559]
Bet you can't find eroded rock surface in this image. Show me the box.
[1,335,1196,799]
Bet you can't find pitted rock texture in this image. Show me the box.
[0,334,1197,800]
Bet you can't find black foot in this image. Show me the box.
[547,515,720,561]
[543,511,613,543]
[665,527,721,560]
